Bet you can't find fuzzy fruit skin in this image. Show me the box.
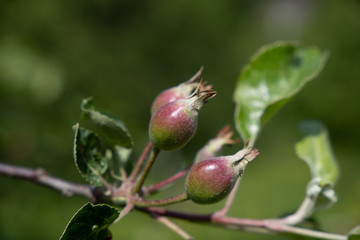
[149,101,197,151]
[150,67,204,113]
[151,89,186,114]
[185,158,239,204]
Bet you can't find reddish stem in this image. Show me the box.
[140,208,346,240]
[214,177,241,216]
[142,166,191,195]
[140,207,212,222]
[133,192,188,207]
[0,162,347,240]
[152,214,194,240]
[0,162,95,201]
[129,141,153,182]
[132,147,161,193]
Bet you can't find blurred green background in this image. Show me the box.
[0,0,359,239]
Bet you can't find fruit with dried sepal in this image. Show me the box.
[149,90,216,151]
[151,67,209,114]
[185,146,259,204]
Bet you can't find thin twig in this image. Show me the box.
[272,224,347,240]
[214,177,241,217]
[129,141,153,182]
[114,203,134,223]
[0,162,348,240]
[0,162,95,201]
[141,208,347,240]
[140,207,212,222]
[273,195,314,225]
[142,166,191,195]
[152,214,194,240]
[133,192,189,207]
[132,147,160,194]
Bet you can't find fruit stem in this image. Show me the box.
[132,146,161,194]
[152,215,194,240]
[133,192,189,207]
[214,177,242,217]
[142,166,191,195]
[129,141,153,182]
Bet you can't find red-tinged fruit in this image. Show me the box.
[151,89,189,114]
[151,67,204,114]
[185,146,259,204]
[149,90,216,151]
[185,159,237,204]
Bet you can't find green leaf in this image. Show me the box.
[234,41,329,144]
[60,203,120,240]
[107,145,133,178]
[348,225,360,240]
[296,121,339,187]
[81,97,133,148]
[295,120,339,211]
[73,123,108,186]
[113,145,132,165]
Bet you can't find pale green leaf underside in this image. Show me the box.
[60,202,119,240]
[348,225,360,240]
[296,120,339,211]
[296,120,339,185]
[81,97,133,148]
[234,41,329,144]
